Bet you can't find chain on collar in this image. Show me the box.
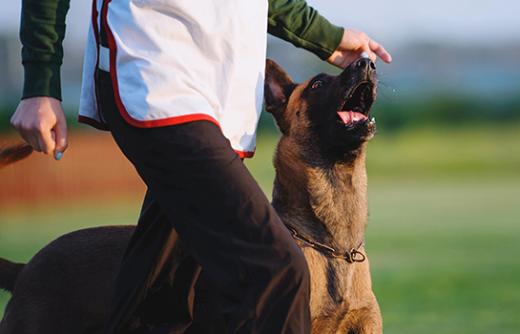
[285,224,366,264]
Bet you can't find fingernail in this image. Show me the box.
[361,52,370,59]
[55,151,63,161]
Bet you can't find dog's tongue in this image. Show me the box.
[337,111,368,125]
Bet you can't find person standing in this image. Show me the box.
[11,0,391,333]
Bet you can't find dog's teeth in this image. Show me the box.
[371,117,376,123]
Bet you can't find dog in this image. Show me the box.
[0,57,381,333]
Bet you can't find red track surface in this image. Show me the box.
[0,132,145,208]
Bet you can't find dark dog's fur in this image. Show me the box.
[0,58,382,334]
[0,144,33,169]
[0,260,23,293]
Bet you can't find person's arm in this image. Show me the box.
[21,0,70,100]
[268,0,391,67]
[11,0,70,157]
[268,0,343,60]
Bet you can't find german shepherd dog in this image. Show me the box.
[0,57,381,333]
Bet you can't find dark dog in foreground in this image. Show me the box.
[0,57,382,333]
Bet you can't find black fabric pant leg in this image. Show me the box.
[105,190,201,334]
[97,70,311,334]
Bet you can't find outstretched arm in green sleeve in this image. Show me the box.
[268,0,392,67]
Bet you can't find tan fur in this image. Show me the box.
[270,69,382,333]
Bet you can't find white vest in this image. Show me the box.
[79,0,269,158]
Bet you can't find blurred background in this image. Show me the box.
[1,1,519,333]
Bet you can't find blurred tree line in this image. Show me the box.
[257,95,520,134]
[1,95,519,134]
[1,37,519,134]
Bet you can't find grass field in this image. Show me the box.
[1,124,519,333]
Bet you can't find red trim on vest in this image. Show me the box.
[235,150,255,159]
[88,0,110,130]
[99,0,255,158]
[92,1,99,46]
[78,114,254,158]
[100,0,219,130]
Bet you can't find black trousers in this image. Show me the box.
[97,70,311,334]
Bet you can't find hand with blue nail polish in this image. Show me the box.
[10,97,69,160]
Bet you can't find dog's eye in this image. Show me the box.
[311,80,323,90]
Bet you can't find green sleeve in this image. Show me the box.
[268,0,344,60]
[20,0,70,100]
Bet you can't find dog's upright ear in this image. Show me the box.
[264,59,296,134]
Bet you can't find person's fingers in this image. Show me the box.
[36,136,47,154]
[361,46,377,63]
[51,131,61,160]
[53,116,68,158]
[369,39,392,63]
[10,97,68,159]
[24,132,43,152]
[13,120,42,152]
[38,125,56,155]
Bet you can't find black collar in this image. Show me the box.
[285,224,366,264]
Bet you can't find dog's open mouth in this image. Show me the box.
[336,82,375,127]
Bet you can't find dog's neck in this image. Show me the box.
[272,138,369,252]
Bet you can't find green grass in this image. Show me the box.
[2,124,520,333]
[368,180,520,333]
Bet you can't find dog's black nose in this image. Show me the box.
[355,57,376,71]
[339,56,377,84]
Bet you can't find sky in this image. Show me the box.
[310,0,520,47]
[1,0,519,48]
